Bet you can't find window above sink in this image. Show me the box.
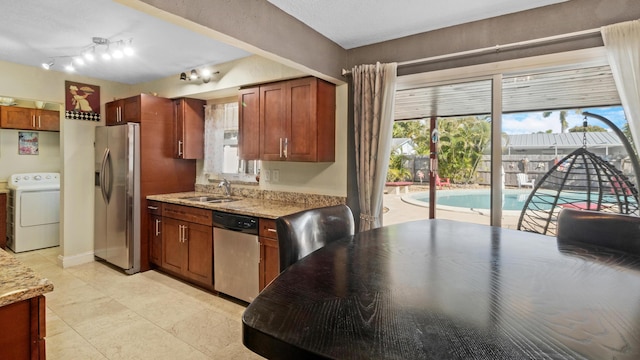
[201,101,260,184]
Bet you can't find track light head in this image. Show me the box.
[190,69,198,80]
[179,72,187,81]
[41,60,54,70]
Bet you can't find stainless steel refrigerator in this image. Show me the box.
[94,123,141,274]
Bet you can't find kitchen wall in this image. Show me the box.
[0,129,60,180]
[0,59,131,267]
[133,55,349,197]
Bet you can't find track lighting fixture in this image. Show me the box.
[179,68,220,84]
[41,36,134,71]
[41,60,54,70]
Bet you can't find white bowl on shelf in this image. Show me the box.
[0,97,15,106]
[34,101,45,109]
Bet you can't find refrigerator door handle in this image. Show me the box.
[105,148,113,202]
[100,148,109,203]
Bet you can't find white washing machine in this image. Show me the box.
[6,173,60,253]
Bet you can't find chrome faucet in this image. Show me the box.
[218,178,231,197]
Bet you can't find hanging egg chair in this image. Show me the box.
[517,114,640,236]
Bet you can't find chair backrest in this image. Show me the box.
[516,173,527,184]
[276,204,355,272]
[557,208,640,255]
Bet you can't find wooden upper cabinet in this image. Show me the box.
[239,76,335,162]
[287,77,334,162]
[260,82,287,161]
[173,98,205,159]
[0,106,60,131]
[238,88,260,160]
[106,94,158,125]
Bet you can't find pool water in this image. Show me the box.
[413,191,535,211]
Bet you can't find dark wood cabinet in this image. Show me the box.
[161,204,214,289]
[0,295,46,360]
[147,201,163,266]
[127,94,196,272]
[258,218,279,291]
[259,82,287,161]
[173,98,205,159]
[238,87,260,160]
[0,106,60,131]
[240,76,335,162]
[105,96,141,125]
[0,193,5,250]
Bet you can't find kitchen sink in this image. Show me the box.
[180,196,237,203]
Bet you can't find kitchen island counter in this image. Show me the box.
[0,249,53,307]
[0,248,52,359]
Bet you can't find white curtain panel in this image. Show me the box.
[352,62,397,231]
[602,19,640,155]
[203,102,238,174]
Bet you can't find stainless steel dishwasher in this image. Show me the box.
[213,211,260,303]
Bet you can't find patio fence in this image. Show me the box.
[399,154,637,187]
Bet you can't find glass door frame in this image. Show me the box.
[396,47,609,227]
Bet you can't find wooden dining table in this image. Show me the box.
[242,219,640,359]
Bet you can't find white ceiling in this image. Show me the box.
[0,0,567,85]
[267,0,567,49]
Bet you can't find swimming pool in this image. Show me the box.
[405,189,535,213]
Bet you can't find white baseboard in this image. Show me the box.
[57,251,94,268]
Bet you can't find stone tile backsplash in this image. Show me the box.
[194,184,345,207]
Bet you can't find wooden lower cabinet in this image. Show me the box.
[0,295,46,360]
[0,192,6,249]
[161,204,214,289]
[258,218,280,291]
[147,201,162,266]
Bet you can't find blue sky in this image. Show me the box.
[501,106,627,134]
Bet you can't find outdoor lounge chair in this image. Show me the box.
[516,173,534,188]
[435,175,451,189]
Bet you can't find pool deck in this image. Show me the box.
[383,187,522,229]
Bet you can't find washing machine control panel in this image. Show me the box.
[8,172,60,190]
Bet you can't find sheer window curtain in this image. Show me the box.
[352,62,397,231]
[602,19,640,156]
[203,102,238,174]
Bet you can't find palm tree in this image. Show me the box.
[543,110,569,133]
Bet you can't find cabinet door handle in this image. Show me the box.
[178,225,183,242]
[183,225,188,242]
[147,206,158,210]
[267,228,277,233]
[178,140,183,157]
[38,115,41,128]
[32,115,35,128]
[155,219,161,236]
[284,138,288,158]
[279,138,283,158]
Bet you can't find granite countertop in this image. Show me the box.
[147,192,320,219]
[0,249,54,307]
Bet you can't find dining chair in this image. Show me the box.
[276,204,355,272]
[557,208,640,255]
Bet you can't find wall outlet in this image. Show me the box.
[272,169,280,183]
[263,170,271,182]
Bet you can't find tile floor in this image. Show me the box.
[12,247,264,360]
